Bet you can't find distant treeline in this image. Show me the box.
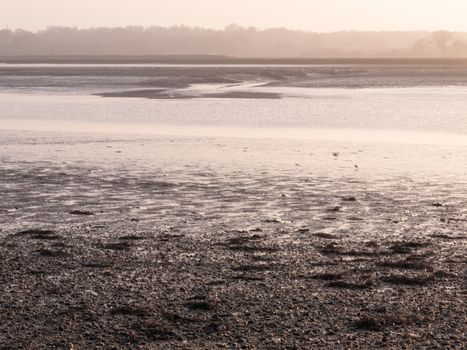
[1,25,467,58]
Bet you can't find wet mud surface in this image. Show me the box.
[0,133,466,349]
[97,90,283,100]
[5,65,467,94]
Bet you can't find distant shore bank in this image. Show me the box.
[3,55,467,65]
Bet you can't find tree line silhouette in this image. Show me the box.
[1,25,466,58]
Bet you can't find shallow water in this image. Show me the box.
[1,65,467,137]
[0,64,466,174]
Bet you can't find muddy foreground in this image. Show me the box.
[0,132,466,349]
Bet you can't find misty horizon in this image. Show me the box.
[2,25,467,58]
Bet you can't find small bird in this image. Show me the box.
[354,164,359,169]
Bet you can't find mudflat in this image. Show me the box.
[0,131,465,349]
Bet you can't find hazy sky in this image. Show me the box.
[2,0,467,32]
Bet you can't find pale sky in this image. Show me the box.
[2,0,467,32]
